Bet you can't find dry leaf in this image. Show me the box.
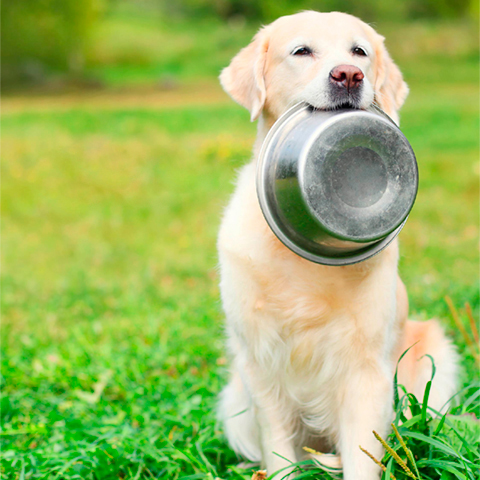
[251,470,268,480]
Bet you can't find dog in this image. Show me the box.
[217,11,458,479]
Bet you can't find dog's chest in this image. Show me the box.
[257,319,357,426]
[220,161,397,411]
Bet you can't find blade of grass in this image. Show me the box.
[462,387,480,412]
[195,441,218,477]
[394,343,419,411]
[433,412,448,435]
[385,457,395,480]
[417,457,478,477]
[445,296,479,362]
[420,354,436,426]
[408,393,422,418]
[464,303,479,344]
[401,414,423,429]
[359,445,396,479]
[392,424,421,479]
[373,431,417,479]
[401,431,475,465]
[438,382,480,414]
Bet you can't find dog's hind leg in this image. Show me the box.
[396,319,459,413]
[219,371,262,462]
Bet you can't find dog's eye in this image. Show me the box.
[352,46,368,57]
[292,46,313,56]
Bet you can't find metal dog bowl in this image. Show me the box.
[256,103,418,266]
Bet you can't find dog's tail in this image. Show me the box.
[396,319,459,413]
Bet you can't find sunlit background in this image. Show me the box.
[2,1,479,478]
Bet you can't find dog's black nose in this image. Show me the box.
[330,65,364,90]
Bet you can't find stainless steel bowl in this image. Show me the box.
[256,103,418,266]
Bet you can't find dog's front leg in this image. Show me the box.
[244,365,298,479]
[337,362,393,480]
[259,409,297,478]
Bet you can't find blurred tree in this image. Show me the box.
[1,0,475,87]
[156,0,475,21]
[1,0,103,85]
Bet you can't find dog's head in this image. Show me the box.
[220,11,408,124]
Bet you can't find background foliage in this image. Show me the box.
[1,0,478,85]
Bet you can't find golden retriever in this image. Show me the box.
[217,11,458,479]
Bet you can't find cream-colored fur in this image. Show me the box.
[217,11,458,479]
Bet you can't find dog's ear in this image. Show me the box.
[373,36,409,123]
[220,27,270,122]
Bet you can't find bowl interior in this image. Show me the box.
[301,111,418,242]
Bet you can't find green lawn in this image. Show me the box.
[1,15,479,480]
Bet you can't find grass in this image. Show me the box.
[1,11,479,480]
